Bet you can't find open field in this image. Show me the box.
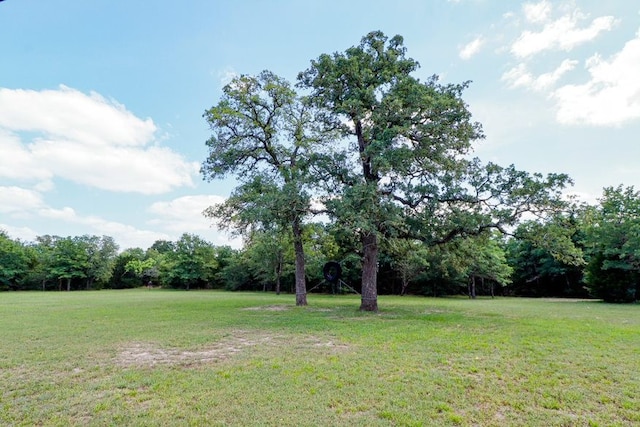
[0,290,638,426]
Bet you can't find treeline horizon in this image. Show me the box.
[1,184,638,303]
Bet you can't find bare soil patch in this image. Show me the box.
[242,305,290,311]
[116,331,349,367]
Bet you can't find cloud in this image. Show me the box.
[523,0,552,24]
[217,67,238,87]
[459,37,485,60]
[0,224,39,243]
[0,86,155,147]
[0,186,45,215]
[511,5,617,58]
[0,185,172,249]
[0,86,197,194]
[502,59,578,91]
[29,140,197,193]
[553,30,640,126]
[53,208,172,250]
[148,195,241,247]
[0,130,51,182]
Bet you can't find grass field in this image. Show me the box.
[0,290,638,426]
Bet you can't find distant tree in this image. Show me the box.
[28,235,58,291]
[80,235,118,289]
[456,235,512,298]
[505,218,586,298]
[303,223,343,290]
[217,250,255,291]
[148,239,175,254]
[125,258,157,286]
[242,228,294,294]
[210,245,238,289]
[202,71,335,306]
[164,233,217,290]
[583,186,640,302]
[110,248,146,289]
[299,31,572,310]
[0,231,30,290]
[387,239,429,296]
[50,237,89,291]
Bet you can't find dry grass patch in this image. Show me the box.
[116,330,350,367]
[242,304,290,311]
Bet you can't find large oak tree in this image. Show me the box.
[299,31,571,311]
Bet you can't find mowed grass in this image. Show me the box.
[1,290,638,426]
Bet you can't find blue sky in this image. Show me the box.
[1,0,639,250]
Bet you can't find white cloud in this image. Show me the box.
[459,37,485,60]
[148,194,241,247]
[29,140,197,193]
[0,86,197,194]
[0,224,39,243]
[523,1,552,24]
[553,30,640,126]
[502,59,578,91]
[148,194,225,231]
[217,67,238,87]
[78,217,172,250]
[0,185,173,249]
[0,131,51,181]
[0,186,45,215]
[52,208,172,249]
[0,86,155,147]
[511,9,617,58]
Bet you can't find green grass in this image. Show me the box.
[1,290,638,426]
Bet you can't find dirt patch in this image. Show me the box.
[116,332,349,367]
[242,305,290,311]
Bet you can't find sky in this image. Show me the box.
[1,0,639,251]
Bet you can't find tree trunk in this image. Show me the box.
[469,276,476,299]
[275,257,282,295]
[401,271,408,296]
[292,218,307,306]
[66,278,71,292]
[360,232,378,311]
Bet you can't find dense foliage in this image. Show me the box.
[1,184,639,303]
[203,31,573,310]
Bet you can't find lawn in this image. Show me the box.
[0,290,638,426]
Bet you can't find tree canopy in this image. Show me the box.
[583,185,640,302]
[298,31,572,310]
[202,70,335,305]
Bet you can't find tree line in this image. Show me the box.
[1,183,638,302]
